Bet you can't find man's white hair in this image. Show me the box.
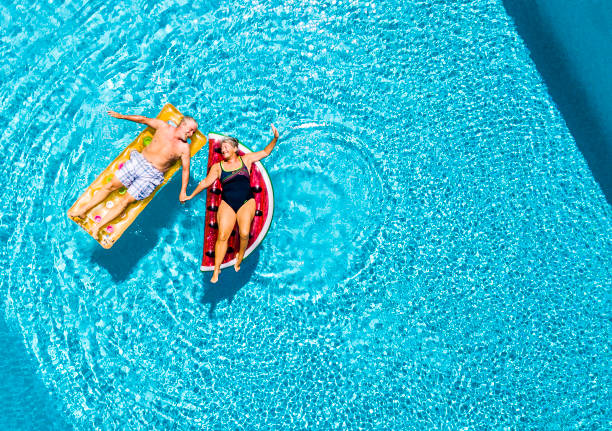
[179,116,197,127]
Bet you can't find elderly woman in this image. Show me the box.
[185,125,278,283]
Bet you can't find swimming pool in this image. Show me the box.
[0,0,610,429]
[503,0,612,205]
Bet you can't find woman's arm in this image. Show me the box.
[244,124,279,164]
[183,164,221,202]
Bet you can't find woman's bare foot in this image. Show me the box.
[234,258,242,272]
[211,268,220,283]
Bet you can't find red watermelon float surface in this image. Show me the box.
[200,133,274,271]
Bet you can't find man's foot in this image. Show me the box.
[91,224,101,239]
[68,207,87,219]
[211,268,220,283]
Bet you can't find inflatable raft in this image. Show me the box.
[200,133,274,271]
[67,104,207,248]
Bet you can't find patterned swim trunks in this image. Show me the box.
[116,150,165,200]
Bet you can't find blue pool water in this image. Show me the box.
[1,0,610,429]
[0,319,72,430]
[503,0,612,205]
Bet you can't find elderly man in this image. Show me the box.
[68,110,197,238]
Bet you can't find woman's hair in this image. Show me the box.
[220,136,239,151]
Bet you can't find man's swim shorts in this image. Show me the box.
[116,150,164,200]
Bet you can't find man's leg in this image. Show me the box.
[91,193,136,239]
[212,201,237,283]
[69,175,124,219]
[234,199,255,272]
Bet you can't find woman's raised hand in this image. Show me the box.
[271,124,279,139]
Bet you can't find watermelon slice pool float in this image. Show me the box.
[200,133,274,271]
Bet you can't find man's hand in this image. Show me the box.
[179,191,189,204]
[108,110,123,119]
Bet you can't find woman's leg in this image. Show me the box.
[234,199,256,272]
[212,200,236,283]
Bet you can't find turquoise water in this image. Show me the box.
[0,319,72,430]
[1,0,611,429]
[503,0,612,205]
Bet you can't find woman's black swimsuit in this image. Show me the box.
[220,156,253,213]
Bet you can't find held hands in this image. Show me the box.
[179,191,190,204]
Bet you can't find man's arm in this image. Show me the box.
[107,110,167,130]
[179,150,191,203]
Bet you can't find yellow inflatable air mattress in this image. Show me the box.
[67,103,206,249]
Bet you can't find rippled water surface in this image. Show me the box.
[1,0,611,429]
